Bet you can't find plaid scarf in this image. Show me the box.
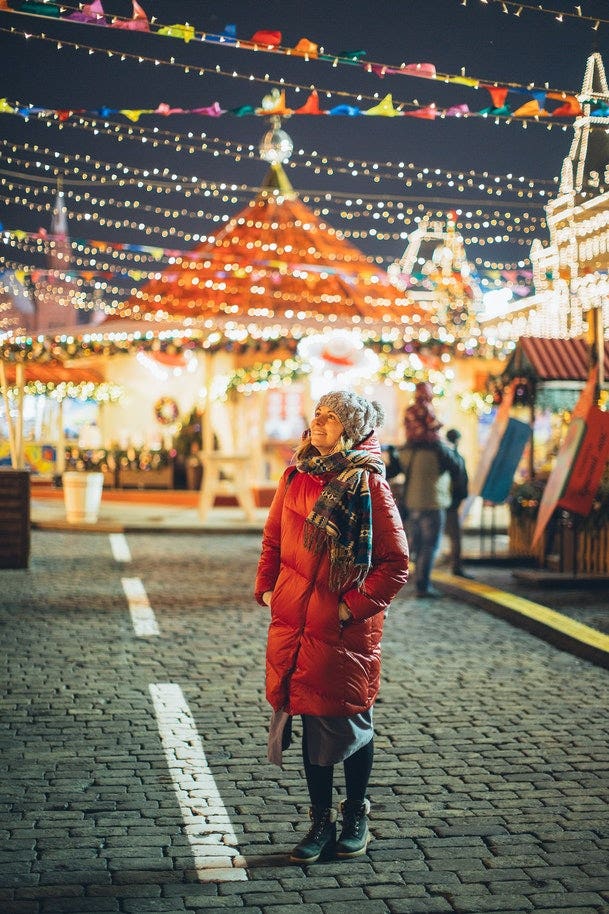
[297,449,386,592]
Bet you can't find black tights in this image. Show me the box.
[302,726,374,809]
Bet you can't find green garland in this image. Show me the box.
[65,446,172,473]
[510,473,609,533]
[223,355,453,396]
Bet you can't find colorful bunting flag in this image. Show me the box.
[111,0,149,32]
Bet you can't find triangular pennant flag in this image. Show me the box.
[445,104,469,117]
[112,0,149,31]
[120,108,152,122]
[364,93,399,116]
[56,109,82,121]
[157,23,195,42]
[65,0,106,23]
[291,38,318,58]
[154,103,186,115]
[479,105,511,117]
[403,105,436,120]
[338,49,366,62]
[12,1,61,14]
[402,62,436,79]
[250,29,282,46]
[481,85,509,109]
[450,75,480,87]
[192,102,225,117]
[256,90,290,116]
[230,105,256,117]
[513,99,547,118]
[328,104,362,116]
[550,95,582,117]
[293,90,324,115]
[206,24,237,44]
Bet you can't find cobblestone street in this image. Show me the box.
[1,530,608,914]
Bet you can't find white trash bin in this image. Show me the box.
[62,471,104,523]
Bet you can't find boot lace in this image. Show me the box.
[342,805,364,839]
[307,812,329,841]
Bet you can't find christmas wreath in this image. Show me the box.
[154,396,179,425]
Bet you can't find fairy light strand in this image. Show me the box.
[4,4,606,100]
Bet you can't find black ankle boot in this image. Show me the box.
[290,805,337,863]
[336,798,371,858]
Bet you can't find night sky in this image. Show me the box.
[2,0,609,296]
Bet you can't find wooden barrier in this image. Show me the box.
[0,469,30,568]
[509,512,609,574]
[118,465,174,489]
[508,515,546,564]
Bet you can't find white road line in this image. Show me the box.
[149,683,247,882]
[121,577,160,637]
[109,533,132,563]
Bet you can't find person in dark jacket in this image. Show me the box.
[255,391,409,864]
[444,428,472,577]
[387,387,461,597]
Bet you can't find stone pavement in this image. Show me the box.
[1,530,609,914]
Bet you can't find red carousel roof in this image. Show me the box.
[112,163,425,333]
[2,361,104,385]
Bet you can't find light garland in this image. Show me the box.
[0,25,598,133]
[0,137,558,197]
[5,378,122,402]
[223,351,456,396]
[460,0,608,32]
[0,144,555,203]
[0,320,513,366]
[1,106,562,197]
[4,5,607,100]
[0,185,548,252]
[0,179,547,245]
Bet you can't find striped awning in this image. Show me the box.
[504,336,609,382]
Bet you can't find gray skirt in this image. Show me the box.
[268,708,373,768]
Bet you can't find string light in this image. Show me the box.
[1,137,557,199]
[0,114,559,199]
[3,379,122,403]
[1,21,606,110]
[9,1,604,104]
[461,0,609,32]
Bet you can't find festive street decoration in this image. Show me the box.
[459,0,609,34]
[0,357,120,401]
[222,348,452,397]
[478,54,609,345]
[153,395,179,425]
[0,84,594,126]
[106,161,423,330]
[5,0,608,106]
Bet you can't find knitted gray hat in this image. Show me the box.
[316,390,385,443]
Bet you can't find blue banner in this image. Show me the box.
[480,417,532,504]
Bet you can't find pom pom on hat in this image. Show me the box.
[316,390,385,444]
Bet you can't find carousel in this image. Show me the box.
[0,121,481,519]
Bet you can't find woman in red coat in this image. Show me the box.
[255,390,409,864]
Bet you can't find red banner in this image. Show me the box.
[557,406,609,515]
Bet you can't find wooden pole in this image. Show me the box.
[202,350,214,455]
[56,397,66,476]
[16,362,25,469]
[596,306,605,395]
[0,360,18,468]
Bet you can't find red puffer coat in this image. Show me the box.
[255,433,409,717]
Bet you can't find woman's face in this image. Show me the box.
[310,405,345,455]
